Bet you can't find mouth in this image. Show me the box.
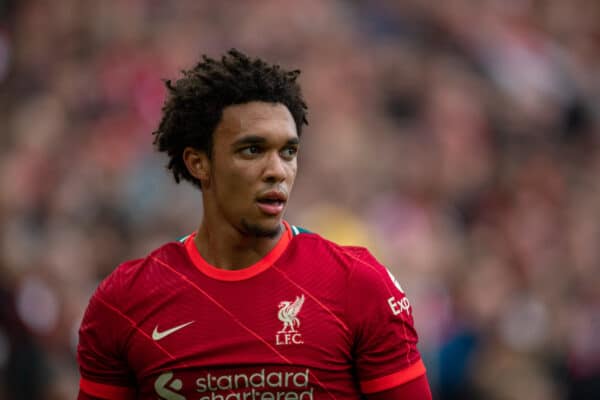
[256,191,287,216]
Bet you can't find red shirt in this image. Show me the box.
[78,222,427,399]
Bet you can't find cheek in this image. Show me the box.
[215,174,250,215]
[231,164,260,185]
[287,162,298,183]
[215,158,251,183]
[221,165,258,198]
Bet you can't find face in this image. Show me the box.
[189,101,299,238]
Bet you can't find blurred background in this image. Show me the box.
[1,0,599,399]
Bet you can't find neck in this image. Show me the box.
[194,216,284,271]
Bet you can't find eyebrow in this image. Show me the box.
[232,135,299,147]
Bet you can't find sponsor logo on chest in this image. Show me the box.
[275,294,305,346]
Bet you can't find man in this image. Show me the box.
[77,49,432,399]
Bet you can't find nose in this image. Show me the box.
[263,152,287,183]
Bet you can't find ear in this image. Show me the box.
[183,147,211,188]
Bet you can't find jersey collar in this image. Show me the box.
[184,221,292,281]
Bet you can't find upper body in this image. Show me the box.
[78,222,429,399]
[77,49,431,399]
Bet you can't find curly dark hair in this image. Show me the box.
[152,48,308,189]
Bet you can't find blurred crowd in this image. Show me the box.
[1,0,599,399]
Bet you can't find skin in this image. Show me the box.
[183,101,299,270]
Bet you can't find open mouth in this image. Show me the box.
[256,192,287,216]
[257,198,285,206]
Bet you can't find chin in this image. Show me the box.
[241,218,282,238]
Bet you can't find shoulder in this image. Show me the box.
[289,224,391,282]
[340,246,399,294]
[94,239,186,303]
[289,224,361,261]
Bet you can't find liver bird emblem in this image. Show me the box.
[277,294,305,333]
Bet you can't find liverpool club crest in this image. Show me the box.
[276,294,305,345]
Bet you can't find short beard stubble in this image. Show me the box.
[240,219,282,239]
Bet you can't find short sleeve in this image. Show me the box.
[77,286,136,400]
[346,249,426,394]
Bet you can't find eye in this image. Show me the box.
[240,146,261,156]
[281,146,298,160]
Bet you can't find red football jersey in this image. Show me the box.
[78,221,426,399]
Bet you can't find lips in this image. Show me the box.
[256,191,287,216]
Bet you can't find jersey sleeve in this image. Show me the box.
[77,282,137,400]
[364,374,432,400]
[346,248,426,394]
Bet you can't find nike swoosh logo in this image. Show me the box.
[152,321,195,341]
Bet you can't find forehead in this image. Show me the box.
[215,101,298,142]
